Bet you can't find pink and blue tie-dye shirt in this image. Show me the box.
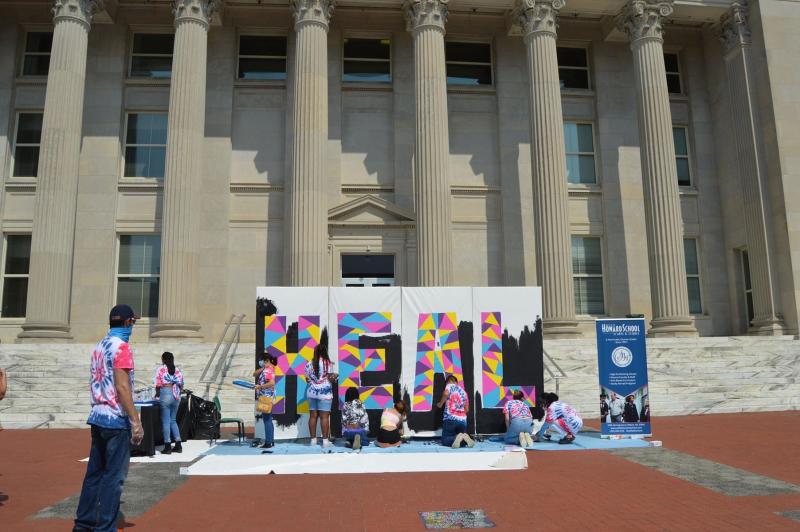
[257,365,276,399]
[87,336,135,429]
[154,365,184,401]
[545,401,583,435]
[444,383,468,422]
[504,399,532,420]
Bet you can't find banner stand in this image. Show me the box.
[596,318,652,439]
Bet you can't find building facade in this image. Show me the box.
[0,0,798,343]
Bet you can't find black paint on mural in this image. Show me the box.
[405,321,476,435]
[474,317,544,434]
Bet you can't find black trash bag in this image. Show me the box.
[176,395,192,441]
[190,394,221,440]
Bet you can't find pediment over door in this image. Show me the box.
[328,195,415,228]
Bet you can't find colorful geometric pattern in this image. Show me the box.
[263,315,320,414]
[412,312,464,411]
[481,312,535,408]
[337,312,393,409]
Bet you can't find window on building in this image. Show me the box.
[237,35,287,81]
[684,238,702,314]
[130,34,174,78]
[664,53,682,94]
[741,249,754,326]
[343,37,391,83]
[572,236,604,315]
[673,126,691,186]
[557,47,590,90]
[21,31,52,76]
[124,113,168,179]
[341,254,395,287]
[445,42,492,86]
[117,235,160,318]
[564,122,596,184]
[1,235,31,318]
[12,112,43,177]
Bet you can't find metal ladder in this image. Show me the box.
[199,313,246,398]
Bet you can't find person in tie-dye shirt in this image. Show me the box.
[437,375,474,448]
[503,389,534,447]
[154,352,184,454]
[75,305,143,532]
[536,392,583,445]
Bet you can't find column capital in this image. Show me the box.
[52,0,104,29]
[510,0,565,38]
[718,1,751,54]
[403,0,449,33]
[290,0,335,30]
[173,0,222,29]
[616,0,674,45]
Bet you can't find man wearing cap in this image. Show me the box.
[74,305,144,532]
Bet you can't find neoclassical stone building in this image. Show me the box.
[0,0,798,343]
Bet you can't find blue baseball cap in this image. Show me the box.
[109,304,139,323]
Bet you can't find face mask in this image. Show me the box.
[108,325,133,343]
[258,360,265,368]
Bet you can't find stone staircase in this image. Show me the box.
[544,336,800,419]
[1,336,798,429]
[0,343,257,429]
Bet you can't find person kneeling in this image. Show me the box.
[536,392,583,445]
[437,375,474,449]
[342,387,370,450]
[376,401,406,448]
[503,390,534,448]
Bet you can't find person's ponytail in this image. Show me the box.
[162,351,176,376]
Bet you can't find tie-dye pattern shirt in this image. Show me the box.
[153,365,184,401]
[87,335,135,429]
[305,359,335,401]
[443,383,468,422]
[257,365,276,398]
[545,401,583,435]
[504,399,533,420]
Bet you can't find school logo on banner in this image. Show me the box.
[596,318,651,437]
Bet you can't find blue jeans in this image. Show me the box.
[504,417,533,444]
[441,418,467,447]
[73,424,131,532]
[159,392,181,444]
[262,413,274,445]
[343,427,370,446]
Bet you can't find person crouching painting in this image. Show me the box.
[536,392,583,445]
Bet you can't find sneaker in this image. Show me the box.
[451,433,464,449]
[353,434,362,451]
[309,438,318,446]
[519,433,528,447]
[172,442,183,453]
[523,433,534,448]
[260,442,273,449]
[322,439,332,448]
[558,435,575,445]
[161,443,172,455]
[462,433,475,448]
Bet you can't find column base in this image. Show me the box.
[543,318,582,339]
[17,321,73,343]
[749,317,788,336]
[648,317,698,338]
[150,321,203,342]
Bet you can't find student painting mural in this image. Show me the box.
[256,287,543,437]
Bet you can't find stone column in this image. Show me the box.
[617,0,696,336]
[512,0,578,336]
[718,2,785,334]
[152,0,220,340]
[404,0,453,286]
[19,0,102,341]
[286,0,334,286]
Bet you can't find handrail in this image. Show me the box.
[542,348,567,395]
[199,314,245,385]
